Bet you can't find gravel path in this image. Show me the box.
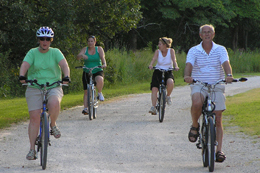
[0,76,260,173]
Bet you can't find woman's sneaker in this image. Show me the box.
[51,125,61,138]
[166,96,172,105]
[149,106,157,115]
[98,92,105,101]
[26,149,36,160]
[82,108,89,115]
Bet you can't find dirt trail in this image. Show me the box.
[0,76,260,173]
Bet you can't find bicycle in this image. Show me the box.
[75,65,102,120]
[152,67,175,123]
[23,79,68,170]
[194,77,247,172]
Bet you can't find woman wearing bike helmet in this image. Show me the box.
[19,26,70,160]
[148,37,179,115]
[77,35,107,115]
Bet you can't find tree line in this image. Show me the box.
[1,0,260,98]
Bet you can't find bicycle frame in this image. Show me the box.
[195,79,224,172]
[153,67,174,122]
[76,65,102,120]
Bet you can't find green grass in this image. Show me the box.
[224,88,260,136]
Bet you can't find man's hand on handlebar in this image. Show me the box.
[184,76,193,84]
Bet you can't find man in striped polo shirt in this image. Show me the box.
[184,24,233,163]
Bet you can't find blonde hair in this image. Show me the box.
[199,24,215,33]
[159,37,172,48]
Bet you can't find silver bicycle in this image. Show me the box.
[76,65,102,120]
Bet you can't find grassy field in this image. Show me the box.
[224,88,260,136]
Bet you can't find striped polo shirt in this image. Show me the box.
[186,41,229,84]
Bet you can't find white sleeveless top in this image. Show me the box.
[155,48,173,70]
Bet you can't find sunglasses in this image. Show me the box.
[39,37,51,41]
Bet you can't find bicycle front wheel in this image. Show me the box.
[40,112,49,170]
[93,88,97,119]
[207,116,216,172]
[201,122,208,167]
[158,89,166,123]
[87,85,93,120]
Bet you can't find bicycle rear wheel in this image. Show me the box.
[207,116,216,172]
[158,89,166,122]
[87,85,93,120]
[40,112,49,170]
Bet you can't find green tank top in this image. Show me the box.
[83,46,102,74]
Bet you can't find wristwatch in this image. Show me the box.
[227,74,233,77]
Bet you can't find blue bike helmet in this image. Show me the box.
[36,26,54,38]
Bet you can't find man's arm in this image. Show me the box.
[184,62,193,83]
[222,60,233,83]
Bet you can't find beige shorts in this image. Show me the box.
[190,83,226,111]
[25,86,63,111]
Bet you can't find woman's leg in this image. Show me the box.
[166,78,174,96]
[95,75,104,93]
[151,87,158,107]
[28,109,41,150]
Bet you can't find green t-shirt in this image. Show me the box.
[83,46,102,74]
[23,47,65,89]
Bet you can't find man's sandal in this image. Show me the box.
[216,151,226,162]
[188,124,200,143]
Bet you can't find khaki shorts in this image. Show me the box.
[25,86,63,111]
[190,83,226,111]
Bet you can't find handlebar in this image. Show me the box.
[23,79,68,88]
[150,67,175,72]
[193,77,247,86]
[75,66,102,70]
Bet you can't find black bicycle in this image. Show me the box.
[23,80,68,170]
[75,65,102,120]
[152,67,175,122]
[194,77,247,172]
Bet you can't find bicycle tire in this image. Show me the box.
[158,89,166,122]
[201,122,208,167]
[93,89,97,119]
[87,85,93,120]
[208,116,216,172]
[40,112,49,170]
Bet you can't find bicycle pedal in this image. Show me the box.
[196,143,202,149]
